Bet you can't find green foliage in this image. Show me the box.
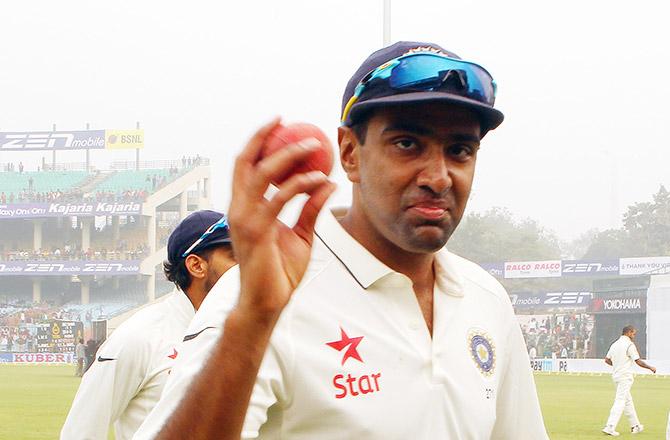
[450,186,670,264]
[561,228,600,260]
[584,185,670,259]
[623,185,670,255]
[449,207,562,263]
[582,228,631,259]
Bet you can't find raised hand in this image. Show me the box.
[228,118,336,320]
[154,119,336,440]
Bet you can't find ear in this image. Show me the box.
[184,255,207,280]
[338,126,361,183]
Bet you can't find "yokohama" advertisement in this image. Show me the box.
[591,297,646,313]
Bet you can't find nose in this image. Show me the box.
[416,148,452,194]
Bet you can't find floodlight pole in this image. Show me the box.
[135,121,140,170]
[85,123,90,172]
[52,123,57,171]
[383,0,391,46]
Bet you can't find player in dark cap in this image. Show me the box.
[138,42,548,439]
[62,210,236,440]
[163,210,237,310]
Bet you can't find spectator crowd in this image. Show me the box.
[0,297,140,354]
[0,156,208,205]
[0,326,35,352]
[0,299,77,353]
[2,162,25,173]
[0,243,149,262]
[1,188,149,205]
[180,155,203,168]
[520,314,594,359]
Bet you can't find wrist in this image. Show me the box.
[236,281,289,322]
[229,299,282,330]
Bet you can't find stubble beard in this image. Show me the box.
[402,220,453,253]
[203,270,219,294]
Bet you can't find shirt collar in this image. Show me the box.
[315,208,393,289]
[199,264,241,313]
[172,289,196,319]
[314,208,464,296]
[434,250,465,297]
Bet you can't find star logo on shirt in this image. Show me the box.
[326,327,364,365]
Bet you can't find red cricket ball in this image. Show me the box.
[261,122,334,185]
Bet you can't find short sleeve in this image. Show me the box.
[627,343,640,361]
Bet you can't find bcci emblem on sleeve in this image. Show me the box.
[467,329,496,377]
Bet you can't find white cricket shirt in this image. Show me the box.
[134,209,548,439]
[133,266,241,439]
[61,291,195,440]
[606,335,640,381]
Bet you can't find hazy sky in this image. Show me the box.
[1,0,669,240]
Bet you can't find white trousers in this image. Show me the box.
[606,377,640,428]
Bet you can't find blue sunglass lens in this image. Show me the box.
[388,56,495,105]
[205,218,228,234]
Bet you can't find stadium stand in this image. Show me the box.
[0,163,193,205]
[95,169,172,193]
[0,171,90,204]
[0,171,88,195]
[0,153,211,354]
[0,220,150,261]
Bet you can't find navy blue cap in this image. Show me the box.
[167,210,231,263]
[341,41,504,132]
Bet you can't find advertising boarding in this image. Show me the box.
[504,260,562,279]
[0,201,142,219]
[0,260,141,276]
[561,260,619,277]
[510,292,592,311]
[590,296,647,313]
[0,129,144,151]
[619,257,670,276]
[479,262,504,278]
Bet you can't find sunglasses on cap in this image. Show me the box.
[341,52,497,124]
[181,215,229,258]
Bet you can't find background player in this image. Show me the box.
[602,325,656,436]
[61,210,236,440]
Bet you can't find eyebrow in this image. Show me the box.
[382,123,435,137]
[450,134,481,145]
[382,124,480,144]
